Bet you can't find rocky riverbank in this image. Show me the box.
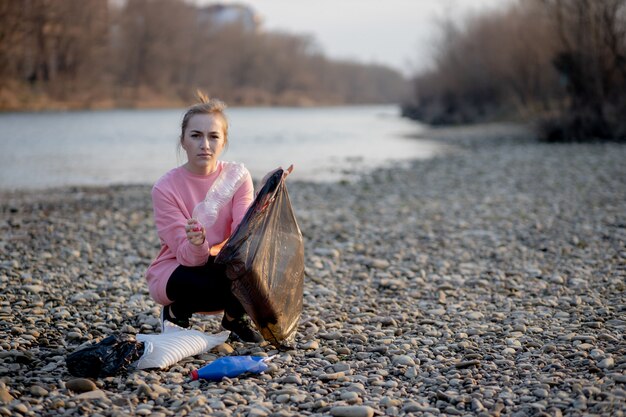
[1,124,625,417]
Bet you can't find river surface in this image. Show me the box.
[0,105,440,190]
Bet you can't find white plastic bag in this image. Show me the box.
[135,323,230,370]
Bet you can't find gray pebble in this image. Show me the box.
[330,405,374,417]
[598,357,615,369]
[392,355,415,366]
[30,385,48,397]
[2,126,625,417]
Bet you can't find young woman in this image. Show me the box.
[145,95,265,342]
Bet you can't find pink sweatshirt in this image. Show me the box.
[145,161,254,305]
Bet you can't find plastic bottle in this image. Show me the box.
[192,162,247,229]
[190,355,274,381]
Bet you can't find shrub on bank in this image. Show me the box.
[404,0,626,142]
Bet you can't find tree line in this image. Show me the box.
[402,0,626,141]
[0,0,408,111]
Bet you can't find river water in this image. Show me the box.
[0,105,440,190]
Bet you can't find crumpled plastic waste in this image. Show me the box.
[190,355,275,381]
[135,322,229,370]
[66,334,144,378]
[66,324,230,376]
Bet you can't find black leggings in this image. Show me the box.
[165,257,245,320]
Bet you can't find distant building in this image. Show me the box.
[198,3,261,32]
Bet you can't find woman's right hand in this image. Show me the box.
[186,218,205,246]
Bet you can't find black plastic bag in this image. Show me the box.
[216,168,304,345]
[66,334,144,378]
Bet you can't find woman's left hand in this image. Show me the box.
[209,238,228,256]
[256,164,295,195]
[186,218,205,246]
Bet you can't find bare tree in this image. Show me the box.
[540,0,626,140]
[0,0,408,110]
[403,0,625,140]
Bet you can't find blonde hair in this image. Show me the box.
[180,90,229,146]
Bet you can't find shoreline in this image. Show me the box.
[1,123,625,416]
[0,101,398,115]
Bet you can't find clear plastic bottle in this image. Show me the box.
[192,162,247,229]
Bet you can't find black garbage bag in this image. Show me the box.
[216,168,304,345]
[66,334,144,378]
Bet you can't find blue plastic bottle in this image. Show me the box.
[190,356,272,381]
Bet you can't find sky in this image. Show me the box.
[197,0,516,76]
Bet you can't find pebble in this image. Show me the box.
[392,355,415,366]
[282,374,302,384]
[66,378,97,393]
[0,389,13,405]
[1,126,624,417]
[302,340,319,350]
[275,394,290,403]
[12,403,28,414]
[471,398,485,411]
[550,274,565,284]
[320,372,345,381]
[455,360,481,369]
[369,259,390,269]
[215,343,235,354]
[22,285,44,293]
[75,390,107,400]
[466,312,484,320]
[66,331,82,340]
[247,407,269,417]
[340,391,360,403]
[381,397,401,407]
[30,385,49,397]
[189,395,207,407]
[598,357,615,369]
[329,405,374,417]
[136,383,156,399]
[404,366,419,379]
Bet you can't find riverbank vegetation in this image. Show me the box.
[402,0,626,142]
[0,0,407,111]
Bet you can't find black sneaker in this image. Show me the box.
[161,305,190,332]
[221,315,264,343]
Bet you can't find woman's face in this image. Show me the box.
[181,114,226,175]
